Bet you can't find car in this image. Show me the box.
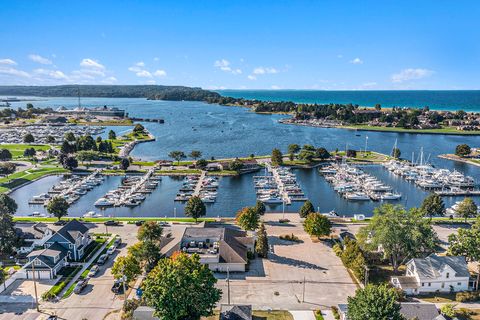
[111,279,125,294]
[97,254,109,265]
[114,237,122,246]
[106,246,116,255]
[88,265,99,277]
[158,221,169,226]
[47,316,58,320]
[135,220,145,226]
[53,220,67,226]
[73,277,89,294]
[104,220,120,226]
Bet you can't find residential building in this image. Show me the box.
[44,219,91,261]
[338,303,446,320]
[15,222,54,254]
[220,304,252,320]
[23,243,68,279]
[391,254,471,295]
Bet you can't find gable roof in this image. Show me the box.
[54,219,89,244]
[15,223,51,240]
[27,243,68,268]
[411,255,470,279]
[399,303,441,320]
[220,305,252,320]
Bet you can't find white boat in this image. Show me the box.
[380,192,402,200]
[95,198,114,207]
[83,211,103,218]
[345,192,370,201]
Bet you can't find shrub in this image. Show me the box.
[331,306,340,320]
[440,304,457,318]
[456,291,480,302]
[315,310,324,320]
[279,233,302,242]
[279,218,290,223]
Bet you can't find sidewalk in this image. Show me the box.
[56,235,114,298]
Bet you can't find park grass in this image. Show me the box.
[343,124,480,135]
[334,151,392,163]
[0,166,68,193]
[0,144,51,158]
[157,169,202,175]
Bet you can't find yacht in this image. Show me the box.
[95,198,114,207]
[380,192,402,200]
[345,192,370,201]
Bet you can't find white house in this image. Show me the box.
[391,254,471,295]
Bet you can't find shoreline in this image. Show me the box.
[438,154,480,167]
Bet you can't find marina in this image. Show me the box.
[0,124,105,144]
[175,172,219,203]
[254,166,306,205]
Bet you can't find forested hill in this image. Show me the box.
[0,85,221,101]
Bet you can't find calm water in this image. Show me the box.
[6,96,480,217]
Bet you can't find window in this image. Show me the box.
[428,283,431,286]
[34,259,42,266]
[446,272,450,279]
[441,282,445,288]
[458,282,461,286]
[421,283,424,287]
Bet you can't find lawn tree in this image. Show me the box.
[287,144,300,161]
[254,200,266,216]
[315,147,331,160]
[455,144,471,157]
[195,158,208,169]
[456,197,478,222]
[420,193,446,217]
[391,147,401,159]
[271,148,283,166]
[64,132,76,142]
[108,130,116,140]
[46,135,55,144]
[346,149,357,158]
[120,157,130,171]
[357,204,438,272]
[184,196,206,223]
[46,196,70,220]
[23,148,36,158]
[189,150,202,160]
[298,150,315,163]
[0,194,18,255]
[448,219,480,289]
[236,207,260,231]
[136,221,164,270]
[228,159,244,173]
[133,124,146,134]
[168,151,186,164]
[303,213,332,238]
[0,149,12,161]
[60,140,76,154]
[256,223,268,258]
[23,133,34,143]
[62,156,78,170]
[299,200,315,218]
[347,284,403,320]
[0,162,16,175]
[112,254,141,282]
[143,252,221,320]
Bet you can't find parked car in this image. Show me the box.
[88,265,100,277]
[106,246,116,255]
[111,279,125,294]
[104,220,120,226]
[158,221,169,226]
[53,220,67,226]
[114,237,122,246]
[135,220,145,226]
[74,277,90,294]
[97,254,109,265]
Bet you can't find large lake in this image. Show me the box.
[6,96,480,217]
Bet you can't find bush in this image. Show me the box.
[279,218,290,223]
[456,291,480,302]
[279,233,302,242]
[315,310,324,320]
[331,306,340,320]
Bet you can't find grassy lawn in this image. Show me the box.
[0,144,51,158]
[344,124,480,135]
[334,151,391,163]
[13,216,216,223]
[157,169,202,175]
[419,292,457,303]
[0,166,68,193]
[368,265,405,284]
[202,311,294,320]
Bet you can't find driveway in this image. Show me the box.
[216,213,357,310]
[1,279,57,303]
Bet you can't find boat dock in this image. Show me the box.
[192,171,207,197]
[254,165,306,205]
[174,171,219,203]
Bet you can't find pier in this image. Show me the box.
[254,164,306,204]
[192,171,207,197]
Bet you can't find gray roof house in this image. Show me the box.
[44,219,92,261]
[391,254,471,295]
[24,242,68,279]
[338,303,446,320]
[220,304,252,320]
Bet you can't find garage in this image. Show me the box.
[26,270,52,280]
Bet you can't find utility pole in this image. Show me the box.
[122,266,127,308]
[364,135,368,156]
[227,267,231,305]
[364,266,369,287]
[302,276,306,303]
[31,259,40,312]
[174,207,177,218]
[282,200,285,220]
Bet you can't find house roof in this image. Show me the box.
[399,303,442,320]
[220,304,252,320]
[27,243,68,268]
[15,223,51,240]
[55,219,89,243]
[393,276,420,289]
[411,255,470,279]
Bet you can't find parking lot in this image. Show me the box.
[216,214,358,310]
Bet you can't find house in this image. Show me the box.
[220,304,252,320]
[23,243,68,279]
[159,224,255,272]
[338,303,445,320]
[44,220,91,261]
[391,254,471,295]
[15,223,54,254]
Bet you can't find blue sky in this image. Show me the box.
[0,1,479,90]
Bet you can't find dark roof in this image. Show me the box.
[220,305,252,320]
[219,228,249,264]
[55,219,89,243]
[27,243,68,268]
[399,303,441,320]
[393,276,420,289]
[15,223,51,240]
[411,255,470,279]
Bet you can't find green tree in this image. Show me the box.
[76,150,96,165]
[392,147,401,159]
[23,133,34,143]
[339,238,367,282]
[168,151,186,164]
[228,159,244,172]
[455,144,471,157]
[271,148,283,166]
[64,132,76,142]
[189,150,202,160]
[236,207,260,231]
[357,204,438,272]
[120,158,130,171]
[298,150,315,162]
[347,284,403,320]
[420,193,445,217]
[254,200,266,216]
[195,159,208,169]
[0,149,12,161]
[60,141,76,154]
[184,196,206,223]
[108,130,116,140]
[46,135,55,144]
[143,252,221,320]
[133,124,146,134]
[256,223,268,258]
[0,194,18,255]
[440,304,457,318]
[62,156,78,170]
[288,144,300,160]
[111,254,141,282]
[138,221,164,243]
[346,149,357,158]
[23,148,36,158]
[0,162,16,175]
[315,147,331,160]
[135,221,164,269]
[299,200,315,218]
[303,213,332,238]
[46,196,69,220]
[456,197,478,222]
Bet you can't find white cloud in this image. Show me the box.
[145,80,156,85]
[253,67,278,75]
[136,70,153,78]
[0,58,17,66]
[80,58,105,70]
[33,68,68,79]
[153,57,159,61]
[247,75,257,80]
[271,85,281,90]
[391,68,434,83]
[29,54,52,65]
[153,69,167,77]
[349,58,363,64]
[0,67,30,78]
[135,61,145,67]
[214,59,242,74]
[102,76,117,84]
